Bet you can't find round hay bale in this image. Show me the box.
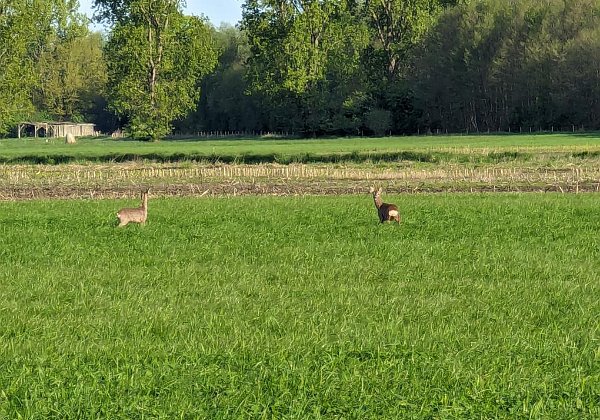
[65,133,76,144]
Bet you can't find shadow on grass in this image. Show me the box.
[1,149,595,165]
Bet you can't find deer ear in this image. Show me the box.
[377,188,382,194]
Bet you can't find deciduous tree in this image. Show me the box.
[0,0,91,135]
[243,0,369,134]
[97,0,218,140]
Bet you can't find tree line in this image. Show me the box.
[1,0,600,140]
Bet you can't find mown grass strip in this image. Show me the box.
[1,134,599,164]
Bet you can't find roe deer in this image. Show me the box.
[370,187,400,224]
[117,188,149,227]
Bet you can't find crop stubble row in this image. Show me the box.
[0,162,599,200]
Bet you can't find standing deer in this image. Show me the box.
[117,188,149,227]
[370,187,400,224]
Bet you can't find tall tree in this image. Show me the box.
[0,1,36,134]
[415,0,600,132]
[0,0,90,135]
[96,0,218,140]
[363,0,440,81]
[178,25,266,133]
[359,0,451,134]
[243,0,369,134]
[35,7,104,123]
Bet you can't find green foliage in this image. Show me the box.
[101,0,218,140]
[177,25,264,133]
[0,194,598,417]
[415,0,600,132]
[197,0,600,135]
[242,0,371,135]
[36,32,107,122]
[6,0,600,137]
[0,1,45,134]
[0,0,103,135]
[0,133,599,165]
[364,0,441,80]
[365,108,392,135]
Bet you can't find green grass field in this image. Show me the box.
[1,133,599,164]
[0,194,598,418]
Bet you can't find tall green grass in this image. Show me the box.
[0,194,598,417]
[0,133,599,164]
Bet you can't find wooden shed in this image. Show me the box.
[17,122,97,138]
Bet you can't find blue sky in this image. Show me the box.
[78,0,243,27]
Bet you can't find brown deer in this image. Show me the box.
[370,187,400,224]
[117,188,149,227]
